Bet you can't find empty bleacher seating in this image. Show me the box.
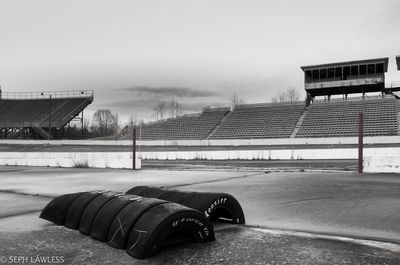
[296,97,399,138]
[125,107,230,140]
[0,98,91,128]
[126,97,399,140]
[209,103,305,139]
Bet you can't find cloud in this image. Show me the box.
[100,98,160,110]
[121,86,218,98]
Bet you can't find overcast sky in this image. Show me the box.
[1,0,400,123]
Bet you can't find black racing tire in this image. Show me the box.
[107,197,167,249]
[137,187,170,198]
[126,186,170,199]
[175,192,246,224]
[79,191,123,235]
[126,186,246,224]
[64,191,104,229]
[159,190,196,204]
[125,202,215,259]
[90,194,143,242]
[39,192,83,225]
[126,186,149,195]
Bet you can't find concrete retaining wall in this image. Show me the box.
[138,148,356,160]
[364,147,400,173]
[364,156,400,173]
[1,137,400,172]
[0,152,141,169]
[138,147,400,162]
[1,135,400,146]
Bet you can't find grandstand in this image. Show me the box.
[0,90,93,139]
[124,57,400,141]
[128,96,399,141]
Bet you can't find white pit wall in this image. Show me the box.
[0,152,141,169]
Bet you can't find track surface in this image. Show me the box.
[142,159,357,171]
[0,165,399,264]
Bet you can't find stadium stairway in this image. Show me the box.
[206,109,233,140]
[290,108,308,138]
[32,127,53,139]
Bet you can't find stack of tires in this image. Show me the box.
[40,187,244,259]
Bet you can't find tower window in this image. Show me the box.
[376,63,384,74]
[328,68,334,79]
[305,70,312,82]
[359,65,367,75]
[335,67,342,79]
[351,65,358,76]
[312,69,319,81]
[320,68,327,80]
[367,64,375,74]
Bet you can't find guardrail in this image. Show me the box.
[0,90,94,99]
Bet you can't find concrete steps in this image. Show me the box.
[206,109,232,140]
[290,107,309,138]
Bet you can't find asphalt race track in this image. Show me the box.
[0,165,399,264]
[142,159,357,171]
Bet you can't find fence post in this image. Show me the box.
[358,112,363,173]
[132,128,136,170]
[48,95,52,140]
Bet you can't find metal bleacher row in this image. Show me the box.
[130,97,399,140]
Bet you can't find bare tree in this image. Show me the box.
[274,88,301,103]
[279,92,287,102]
[169,99,183,118]
[91,109,119,136]
[230,94,245,108]
[153,99,184,120]
[286,87,300,102]
[153,101,167,120]
[127,114,142,128]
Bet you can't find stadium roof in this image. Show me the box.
[396,56,400,70]
[300,57,389,72]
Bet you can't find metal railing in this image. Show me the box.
[0,90,94,99]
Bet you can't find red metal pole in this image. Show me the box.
[358,112,363,173]
[132,128,136,170]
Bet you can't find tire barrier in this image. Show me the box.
[107,197,167,249]
[39,192,84,225]
[64,190,104,229]
[79,191,123,235]
[126,186,246,224]
[126,202,215,259]
[90,194,144,242]
[40,191,215,259]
